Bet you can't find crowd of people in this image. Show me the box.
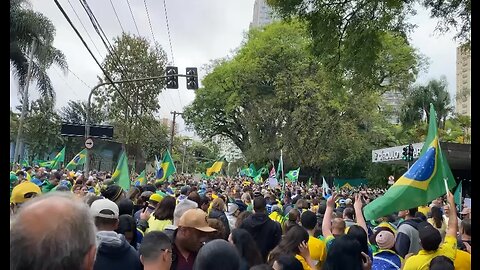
[10,165,472,270]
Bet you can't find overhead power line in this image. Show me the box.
[80,0,178,113]
[54,0,160,137]
[66,0,104,58]
[160,0,183,109]
[109,0,125,33]
[141,0,181,109]
[162,0,175,65]
[125,0,141,36]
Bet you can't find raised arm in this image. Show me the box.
[446,191,458,237]
[354,193,368,234]
[322,193,337,238]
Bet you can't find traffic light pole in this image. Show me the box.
[84,74,194,175]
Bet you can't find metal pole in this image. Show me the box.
[14,40,36,164]
[281,149,285,194]
[83,74,172,175]
[169,111,182,153]
[181,142,187,174]
[85,82,109,175]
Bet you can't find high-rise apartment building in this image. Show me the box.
[250,0,275,29]
[381,90,404,124]
[456,45,471,116]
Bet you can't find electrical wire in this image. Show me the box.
[66,0,104,58]
[54,0,160,136]
[109,0,125,33]
[125,0,141,36]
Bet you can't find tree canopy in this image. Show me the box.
[184,21,421,178]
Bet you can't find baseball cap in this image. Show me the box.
[90,199,119,219]
[149,194,163,203]
[339,199,346,204]
[11,181,42,204]
[178,209,217,232]
[345,198,352,204]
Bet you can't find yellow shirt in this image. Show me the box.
[418,205,430,216]
[145,217,172,233]
[295,254,313,270]
[308,235,326,269]
[403,235,457,270]
[454,250,471,270]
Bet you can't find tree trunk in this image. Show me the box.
[13,40,36,164]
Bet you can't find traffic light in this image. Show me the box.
[186,67,198,89]
[408,144,414,161]
[165,66,178,89]
[402,146,408,161]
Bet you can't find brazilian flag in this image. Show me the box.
[364,104,456,220]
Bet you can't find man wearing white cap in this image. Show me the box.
[90,199,142,270]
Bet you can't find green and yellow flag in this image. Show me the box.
[286,168,300,182]
[253,173,263,184]
[206,159,224,176]
[40,147,65,169]
[136,170,146,186]
[65,149,88,171]
[364,104,456,220]
[156,150,176,183]
[112,150,130,191]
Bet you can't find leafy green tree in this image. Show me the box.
[96,33,168,164]
[23,98,64,160]
[10,0,68,99]
[267,0,470,66]
[59,100,107,125]
[185,21,416,178]
[10,110,19,142]
[97,33,168,145]
[422,0,471,44]
[400,77,453,129]
[11,0,68,163]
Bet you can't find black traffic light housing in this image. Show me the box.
[408,144,414,161]
[186,67,198,89]
[402,146,408,161]
[166,66,178,89]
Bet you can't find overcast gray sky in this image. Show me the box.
[10,0,460,138]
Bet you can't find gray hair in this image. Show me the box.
[10,192,97,270]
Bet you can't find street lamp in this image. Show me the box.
[85,75,171,175]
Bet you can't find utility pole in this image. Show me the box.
[169,111,183,153]
[181,138,191,174]
[181,144,186,174]
[14,40,36,164]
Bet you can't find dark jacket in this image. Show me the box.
[395,218,424,258]
[209,209,231,239]
[235,199,248,212]
[239,212,282,262]
[94,231,143,270]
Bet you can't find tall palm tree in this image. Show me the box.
[10,0,68,162]
[400,77,453,129]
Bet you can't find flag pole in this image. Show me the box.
[281,149,285,194]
